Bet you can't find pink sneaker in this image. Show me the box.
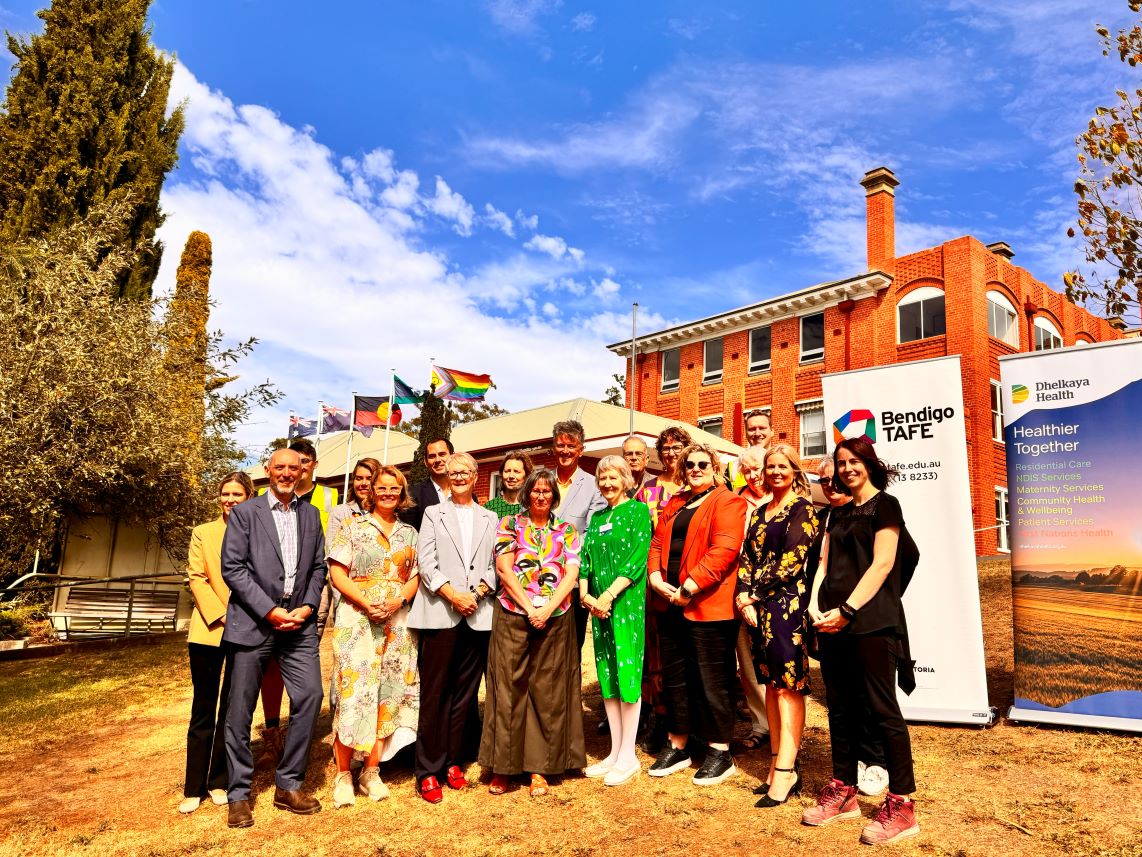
[860,793,919,845]
[801,778,861,826]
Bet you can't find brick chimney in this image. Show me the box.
[860,167,899,271]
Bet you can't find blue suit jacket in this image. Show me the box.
[220,494,327,646]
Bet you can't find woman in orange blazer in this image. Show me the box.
[179,471,254,814]
[645,443,747,788]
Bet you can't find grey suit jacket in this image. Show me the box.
[406,499,498,631]
[557,467,607,537]
[220,493,327,646]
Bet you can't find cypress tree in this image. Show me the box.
[0,0,184,300]
[409,387,451,485]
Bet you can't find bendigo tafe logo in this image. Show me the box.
[1011,384,1030,404]
[833,409,876,445]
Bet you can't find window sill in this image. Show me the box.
[660,385,679,395]
[702,376,723,386]
[798,356,825,367]
[748,366,771,376]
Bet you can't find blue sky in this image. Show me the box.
[1,0,1137,457]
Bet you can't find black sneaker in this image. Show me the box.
[691,748,736,785]
[647,746,691,778]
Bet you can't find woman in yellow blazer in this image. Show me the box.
[179,471,255,814]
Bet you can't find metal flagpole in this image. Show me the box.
[314,400,324,457]
[383,370,395,464]
[288,409,295,439]
[629,302,639,435]
[343,391,357,498]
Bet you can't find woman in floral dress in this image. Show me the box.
[327,465,421,808]
[736,444,818,808]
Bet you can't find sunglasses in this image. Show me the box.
[684,460,711,471]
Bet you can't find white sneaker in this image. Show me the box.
[357,766,390,801]
[208,789,228,806]
[858,762,889,796]
[332,771,356,808]
[177,796,201,814]
[604,761,640,786]
[585,760,615,778]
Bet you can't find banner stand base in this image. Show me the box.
[902,706,996,727]
[1007,706,1142,734]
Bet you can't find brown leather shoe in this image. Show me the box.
[273,787,321,815]
[227,799,254,828]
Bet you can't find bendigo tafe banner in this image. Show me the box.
[822,356,992,726]
[1001,339,1142,733]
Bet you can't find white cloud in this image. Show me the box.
[570,11,596,32]
[156,63,626,455]
[523,232,584,264]
[484,0,562,36]
[483,203,515,237]
[592,276,620,303]
[515,209,539,230]
[667,18,707,40]
[425,175,476,236]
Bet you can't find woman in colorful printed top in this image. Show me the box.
[735,444,818,808]
[480,467,586,797]
[326,465,421,808]
[483,449,534,520]
[579,456,652,787]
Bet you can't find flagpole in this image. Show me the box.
[343,391,357,498]
[629,302,639,435]
[314,400,324,457]
[288,409,295,439]
[383,370,396,465]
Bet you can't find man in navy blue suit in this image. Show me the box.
[221,448,326,828]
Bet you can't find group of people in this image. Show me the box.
[181,412,921,846]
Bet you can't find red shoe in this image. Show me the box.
[446,765,468,790]
[418,776,444,804]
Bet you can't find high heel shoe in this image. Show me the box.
[755,766,801,808]
[753,758,800,795]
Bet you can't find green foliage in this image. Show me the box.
[1065,0,1142,324]
[603,373,626,406]
[408,388,451,485]
[0,0,183,300]
[0,202,278,582]
[0,600,49,641]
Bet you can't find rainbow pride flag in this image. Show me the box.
[431,364,493,401]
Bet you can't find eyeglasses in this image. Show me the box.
[742,467,764,479]
[661,444,684,454]
[531,489,554,497]
[684,460,711,471]
[297,457,314,465]
[447,470,472,479]
[374,487,402,496]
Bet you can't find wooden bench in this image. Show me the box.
[48,584,181,640]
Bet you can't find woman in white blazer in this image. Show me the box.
[407,451,499,804]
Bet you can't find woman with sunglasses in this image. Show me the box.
[646,443,748,786]
[804,437,919,846]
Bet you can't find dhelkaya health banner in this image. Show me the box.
[822,356,992,725]
[1001,338,1142,732]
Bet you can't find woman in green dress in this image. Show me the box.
[579,455,652,787]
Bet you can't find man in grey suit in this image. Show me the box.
[406,451,499,804]
[220,448,326,828]
[551,419,607,650]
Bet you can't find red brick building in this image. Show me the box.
[608,168,1124,556]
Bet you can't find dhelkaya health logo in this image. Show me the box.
[833,409,876,444]
[1011,379,1088,404]
[1011,384,1030,404]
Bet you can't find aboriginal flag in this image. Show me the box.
[353,395,403,437]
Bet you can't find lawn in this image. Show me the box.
[0,560,1138,857]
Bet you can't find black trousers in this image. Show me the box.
[415,621,491,783]
[818,631,915,794]
[185,642,231,797]
[657,607,740,745]
[572,590,589,653]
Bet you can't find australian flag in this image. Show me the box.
[322,405,352,433]
[288,415,317,439]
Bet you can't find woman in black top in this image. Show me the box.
[802,437,919,847]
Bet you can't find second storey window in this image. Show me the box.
[1033,317,1063,351]
[897,286,947,343]
[661,347,680,392]
[800,312,825,363]
[749,326,771,373]
[986,291,1019,347]
[990,380,1004,442]
[703,338,723,384]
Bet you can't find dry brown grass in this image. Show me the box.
[1013,587,1142,708]
[0,560,1139,857]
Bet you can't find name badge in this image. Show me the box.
[599,523,613,533]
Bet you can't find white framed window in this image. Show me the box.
[986,290,1019,347]
[797,401,827,457]
[703,338,723,384]
[1033,317,1063,351]
[489,473,503,499]
[661,347,680,392]
[749,326,771,373]
[995,487,1010,553]
[897,286,947,343]
[697,415,723,438]
[800,312,825,363]
[990,380,1004,442]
